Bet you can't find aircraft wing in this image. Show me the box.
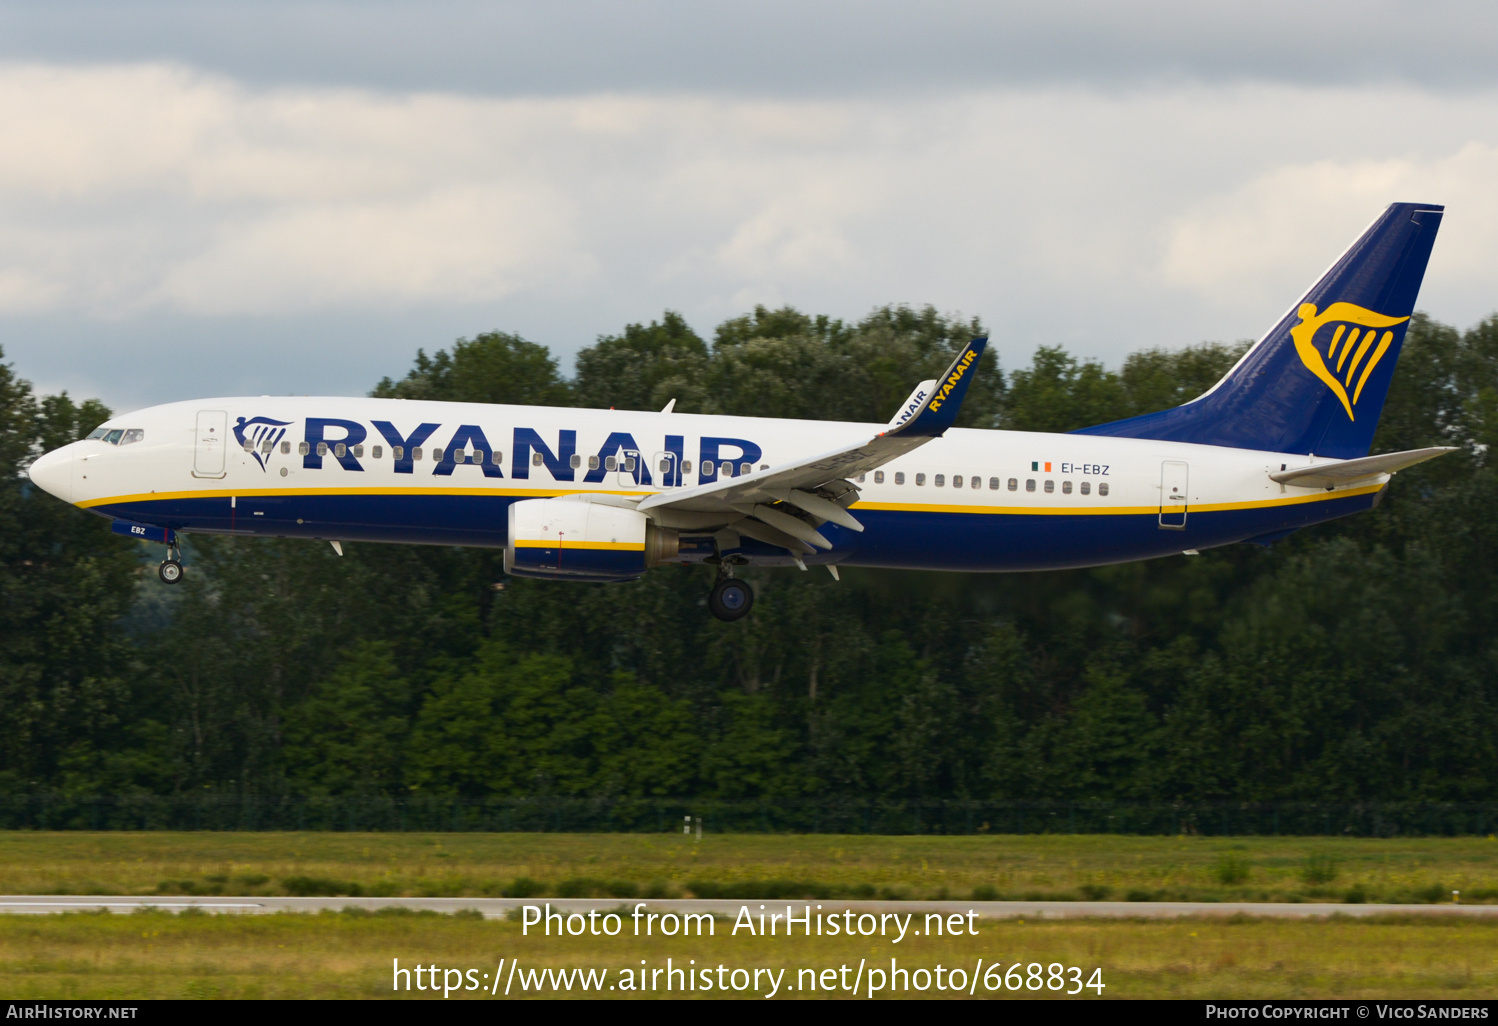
[1268,446,1457,488]
[636,337,987,552]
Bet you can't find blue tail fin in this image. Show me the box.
[1075,202,1444,458]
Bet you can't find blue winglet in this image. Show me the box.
[887,337,988,438]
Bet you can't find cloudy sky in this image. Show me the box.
[4,1,1498,411]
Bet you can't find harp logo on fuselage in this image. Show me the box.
[232,416,293,471]
[1289,302,1410,421]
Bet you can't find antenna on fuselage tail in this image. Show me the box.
[1074,203,1444,459]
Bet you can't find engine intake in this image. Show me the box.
[504,498,677,582]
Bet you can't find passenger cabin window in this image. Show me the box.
[569,454,582,469]
[951,475,960,488]
[740,462,751,476]
[432,448,444,462]
[916,473,926,486]
[1062,480,1072,494]
[1099,483,1110,496]
[492,451,503,465]
[894,472,905,485]
[316,442,329,457]
[1025,479,1035,492]
[261,441,273,454]
[413,447,424,461]
[681,460,692,474]
[334,443,346,458]
[1008,478,1017,491]
[874,471,885,484]
[1080,481,1090,495]
[702,460,715,475]
[372,445,383,459]
[281,441,291,454]
[1044,480,1054,493]
[606,455,617,471]
[298,442,310,456]
[530,452,541,466]
[935,474,945,487]
[857,473,866,483]
[721,463,734,478]
[625,457,637,471]
[971,476,980,490]
[588,455,600,470]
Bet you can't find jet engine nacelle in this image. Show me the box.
[504,497,678,582]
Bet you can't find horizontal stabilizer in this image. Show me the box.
[1269,446,1457,488]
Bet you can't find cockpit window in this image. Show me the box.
[86,427,108,440]
[91,427,144,445]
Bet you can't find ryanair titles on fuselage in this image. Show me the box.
[234,413,763,488]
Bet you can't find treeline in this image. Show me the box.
[3,304,1498,808]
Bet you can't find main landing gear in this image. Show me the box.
[708,570,754,622]
[159,540,184,585]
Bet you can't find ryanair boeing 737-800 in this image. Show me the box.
[27,203,1454,621]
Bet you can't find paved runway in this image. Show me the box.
[1,896,1493,919]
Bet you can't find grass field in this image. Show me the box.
[1,832,1496,904]
[2,908,1494,999]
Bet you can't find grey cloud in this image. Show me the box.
[2,0,1497,95]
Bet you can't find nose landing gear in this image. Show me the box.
[708,572,753,622]
[158,539,184,584]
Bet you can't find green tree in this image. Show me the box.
[572,311,708,412]
[0,357,138,796]
[373,331,570,406]
[282,641,412,797]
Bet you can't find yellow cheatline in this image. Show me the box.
[513,539,645,551]
[77,485,640,509]
[850,483,1383,517]
[82,483,1384,520]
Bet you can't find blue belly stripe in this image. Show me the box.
[90,488,1379,572]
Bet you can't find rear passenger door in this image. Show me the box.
[1158,460,1188,529]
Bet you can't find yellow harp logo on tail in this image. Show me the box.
[1289,302,1409,420]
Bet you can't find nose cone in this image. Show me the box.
[28,446,75,504]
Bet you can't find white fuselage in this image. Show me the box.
[28,396,1384,572]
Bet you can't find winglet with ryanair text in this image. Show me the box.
[884,337,988,439]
